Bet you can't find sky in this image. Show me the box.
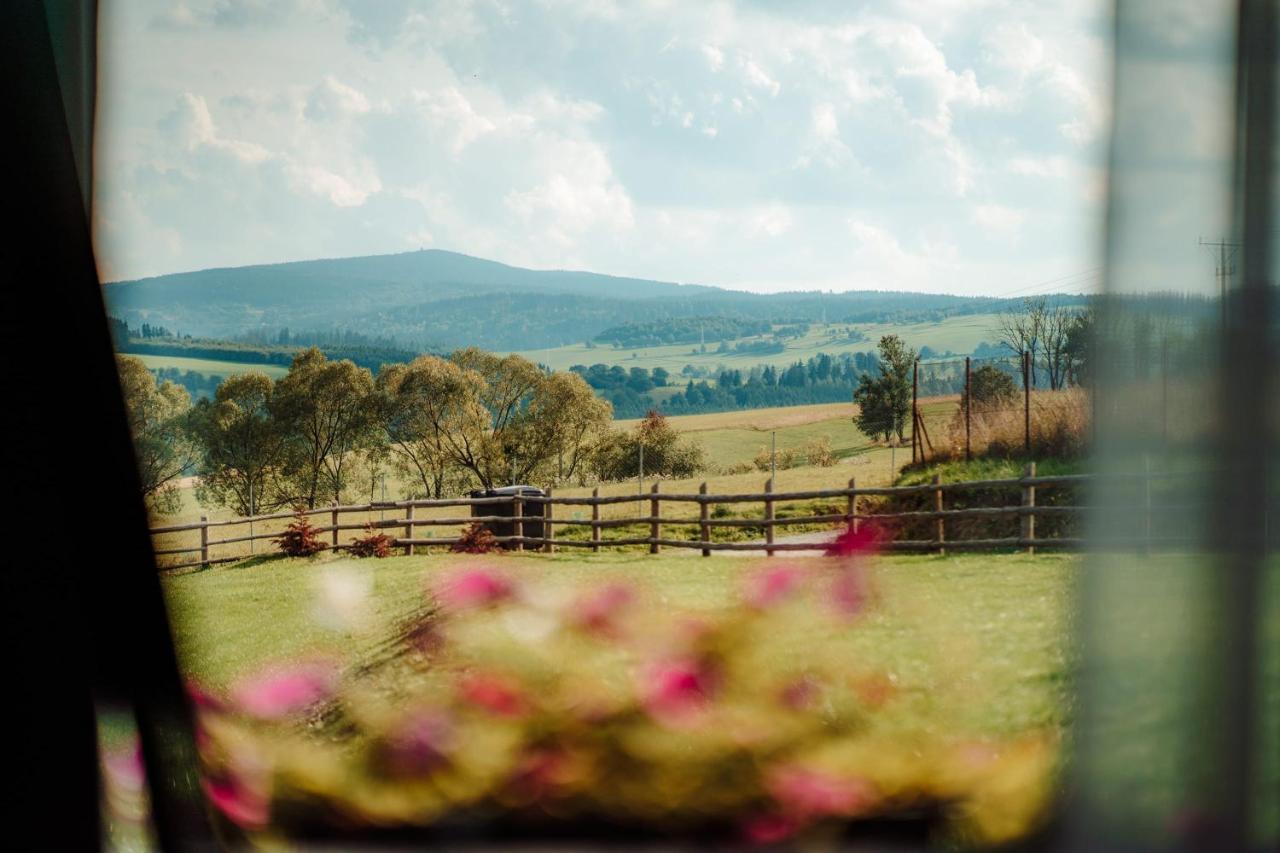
[94,0,1111,296]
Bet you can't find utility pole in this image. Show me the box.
[1199,237,1240,329]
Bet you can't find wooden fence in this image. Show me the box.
[149,464,1122,570]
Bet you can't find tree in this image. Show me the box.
[191,372,291,516]
[1063,308,1094,386]
[272,348,378,507]
[376,358,479,499]
[852,335,915,442]
[963,365,1019,412]
[117,355,198,513]
[588,411,704,481]
[996,297,1047,385]
[1038,306,1080,390]
[853,374,895,442]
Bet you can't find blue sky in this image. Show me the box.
[94,0,1110,295]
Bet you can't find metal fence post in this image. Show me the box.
[965,355,972,461]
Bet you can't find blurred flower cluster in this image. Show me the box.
[105,526,1055,846]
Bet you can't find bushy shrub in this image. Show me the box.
[800,436,837,467]
[273,507,327,557]
[588,411,705,482]
[451,521,501,554]
[753,445,797,472]
[348,523,394,558]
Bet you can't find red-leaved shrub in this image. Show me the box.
[451,521,501,554]
[349,523,394,558]
[274,507,327,557]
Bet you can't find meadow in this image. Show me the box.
[129,352,291,379]
[162,550,1075,737]
[508,315,1001,374]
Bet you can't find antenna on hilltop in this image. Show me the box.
[1199,236,1240,328]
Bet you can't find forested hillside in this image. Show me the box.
[103,248,1090,351]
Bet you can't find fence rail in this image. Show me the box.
[148,463,1147,571]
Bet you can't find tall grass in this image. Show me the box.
[943,387,1090,460]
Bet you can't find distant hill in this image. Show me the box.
[103,249,1088,351]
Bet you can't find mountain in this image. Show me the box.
[102,249,1086,351]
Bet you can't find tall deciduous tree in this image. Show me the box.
[190,372,290,516]
[272,348,378,507]
[449,348,610,488]
[996,297,1047,386]
[377,357,484,498]
[852,335,916,442]
[117,355,198,513]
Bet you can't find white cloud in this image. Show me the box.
[305,76,371,122]
[971,204,1026,234]
[701,44,725,72]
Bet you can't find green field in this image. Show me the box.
[163,550,1075,736]
[130,352,291,379]
[510,315,1002,374]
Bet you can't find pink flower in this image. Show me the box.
[829,564,870,619]
[742,812,801,845]
[380,710,454,777]
[823,523,884,558]
[459,672,528,718]
[779,675,821,711]
[507,747,577,803]
[437,569,515,611]
[230,661,337,720]
[765,765,875,819]
[640,657,720,726]
[186,680,225,713]
[572,582,635,637]
[203,774,270,830]
[743,565,804,609]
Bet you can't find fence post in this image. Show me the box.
[544,488,555,554]
[699,482,711,557]
[1023,351,1032,455]
[964,355,972,461]
[199,514,209,566]
[933,473,945,556]
[912,359,919,464]
[404,503,415,556]
[512,493,524,552]
[331,502,339,549]
[765,478,776,557]
[848,477,858,533]
[649,481,661,554]
[1021,461,1036,555]
[591,487,601,553]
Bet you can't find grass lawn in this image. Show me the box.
[162,550,1076,741]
